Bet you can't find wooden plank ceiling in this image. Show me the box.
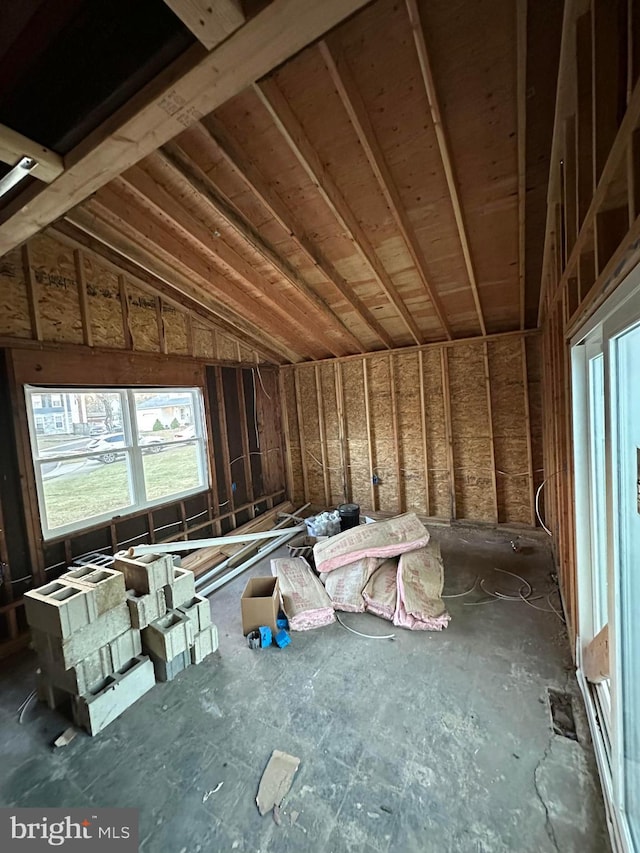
[20,0,561,363]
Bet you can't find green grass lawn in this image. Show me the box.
[44,445,202,530]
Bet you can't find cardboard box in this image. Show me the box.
[241,577,280,635]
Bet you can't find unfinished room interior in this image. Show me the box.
[0,0,637,849]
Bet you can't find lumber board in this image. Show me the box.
[162,0,244,50]
[0,0,374,255]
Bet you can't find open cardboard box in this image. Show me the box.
[241,576,280,635]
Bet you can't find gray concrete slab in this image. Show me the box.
[0,524,610,852]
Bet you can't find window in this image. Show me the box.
[25,386,209,539]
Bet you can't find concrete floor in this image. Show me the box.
[0,524,610,853]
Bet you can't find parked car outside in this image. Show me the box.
[86,433,164,463]
[174,425,196,443]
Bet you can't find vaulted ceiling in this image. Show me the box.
[1,0,563,363]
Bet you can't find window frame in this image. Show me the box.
[25,385,210,540]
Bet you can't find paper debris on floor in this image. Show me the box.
[270,557,335,630]
[323,557,378,612]
[313,512,429,573]
[393,543,450,631]
[256,749,301,816]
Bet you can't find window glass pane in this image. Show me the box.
[134,391,196,444]
[27,385,207,538]
[142,442,203,502]
[41,456,133,532]
[614,322,640,847]
[588,354,607,632]
[30,391,125,458]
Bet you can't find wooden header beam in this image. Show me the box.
[405,0,487,336]
[0,0,373,256]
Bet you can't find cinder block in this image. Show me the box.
[59,566,126,614]
[72,656,155,736]
[164,567,196,608]
[126,588,166,629]
[141,610,194,661]
[113,553,173,594]
[176,595,211,632]
[37,628,142,696]
[190,625,218,665]
[31,603,131,669]
[149,648,191,682]
[24,581,98,638]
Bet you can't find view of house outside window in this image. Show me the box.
[25,386,209,539]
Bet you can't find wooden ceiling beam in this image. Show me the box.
[74,194,307,364]
[202,116,395,349]
[0,0,373,256]
[162,0,245,50]
[159,141,364,355]
[0,123,64,184]
[405,0,487,336]
[254,77,425,346]
[118,163,333,359]
[319,38,453,341]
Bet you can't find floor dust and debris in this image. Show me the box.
[0,525,610,852]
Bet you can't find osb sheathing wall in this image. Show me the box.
[0,229,269,364]
[281,332,543,526]
[537,0,640,645]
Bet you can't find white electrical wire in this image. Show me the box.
[335,612,395,640]
[254,365,272,400]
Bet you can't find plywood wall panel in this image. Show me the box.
[218,335,238,361]
[526,335,544,501]
[193,324,215,359]
[487,337,531,523]
[341,359,371,509]
[368,354,398,511]
[395,351,427,513]
[319,363,343,504]
[163,304,189,355]
[296,365,325,505]
[29,234,83,344]
[82,254,125,348]
[0,248,31,338]
[126,283,159,352]
[421,347,450,518]
[447,344,495,520]
[281,369,305,503]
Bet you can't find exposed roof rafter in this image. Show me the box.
[405,0,487,336]
[201,116,396,349]
[319,38,453,341]
[0,0,373,256]
[112,168,331,359]
[254,77,426,346]
[159,141,364,355]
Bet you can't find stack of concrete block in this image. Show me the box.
[113,553,218,683]
[25,554,218,736]
[25,567,154,735]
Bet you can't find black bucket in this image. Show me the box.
[338,503,360,532]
